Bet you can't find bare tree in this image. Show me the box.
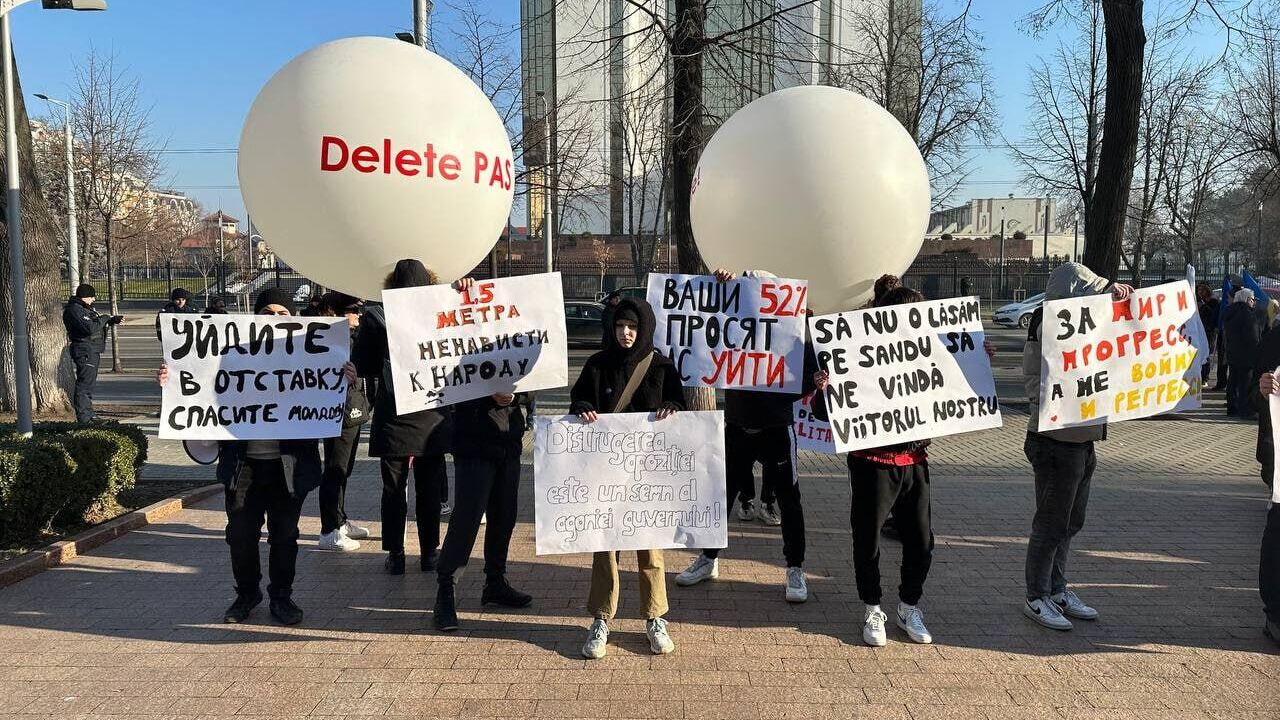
[0,48,73,414]
[1222,12,1280,199]
[73,50,164,372]
[823,0,998,205]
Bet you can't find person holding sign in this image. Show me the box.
[570,296,685,659]
[351,259,458,576]
[1250,331,1280,647]
[1021,262,1132,632]
[431,391,533,631]
[157,288,357,626]
[316,293,372,552]
[675,269,818,604]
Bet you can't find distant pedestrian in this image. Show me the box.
[155,287,198,339]
[300,294,323,316]
[205,297,228,314]
[1196,282,1220,385]
[62,283,123,424]
[1224,288,1262,419]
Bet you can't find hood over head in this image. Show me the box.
[253,288,296,315]
[605,296,655,370]
[1045,262,1110,301]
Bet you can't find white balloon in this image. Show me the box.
[691,86,930,313]
[239,37,514,299]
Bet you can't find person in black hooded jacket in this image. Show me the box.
[62,283,123,423]
[155,287,198,340]
[1251,327,1280,647]
[351,259,456,576]
[570,296,685,660]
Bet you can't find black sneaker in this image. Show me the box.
[385,552,406,575]
[420,549,439,572]
[481,576,533,608]
[1265,617,1280,648]
[269,597,304,626]
[433,580,459,632]
[223,590,263,623]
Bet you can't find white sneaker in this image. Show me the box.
[480,513,487,525]
[737,500,756,521]
[896,603,933,644]
[784,567,807,603]
[1052,589,1099,620]
[582,619,609,659]
[863,605,888,647]
[756,502,782,526]
[1023,597,1074,631]
[675,555,718,586]
[646,617,675,655]
[318,529,359,552]
[439,502,452,517]
[342,521,369,540]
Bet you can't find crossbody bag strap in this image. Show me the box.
[611,352,655,413]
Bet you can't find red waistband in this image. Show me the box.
[851,448,928,466]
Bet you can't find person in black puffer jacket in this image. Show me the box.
[570,296,684,660]
[155,287,198,340]
[431,389,533,631]
[63,283,123,423]
[351,259,455,576]
[1224,288,1263,418]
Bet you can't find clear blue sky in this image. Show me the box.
[14,0,1228,221]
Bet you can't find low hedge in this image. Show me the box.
[0,422,149,545]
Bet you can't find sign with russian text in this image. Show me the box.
[794,393,835,453]
[648,272,808,393]
[384,273,568,413]
[809,296,1001,453]
[159,315,350,440]
[1268,391,1280,504]
[1039,281,1206,430]
[532,411,728,555]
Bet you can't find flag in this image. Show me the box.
[1243,269,1278,327]
[1220,274,1232,333]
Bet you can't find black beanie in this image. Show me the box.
[253,288,296,315]
[385,258,435,290]
[170,287,192,302]
[74,283,96,299]
[613,305,641,326]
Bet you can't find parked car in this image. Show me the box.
[993,292,1045,328]
[595,286,647,302]
[565,300,606,347]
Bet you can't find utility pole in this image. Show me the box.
[1073,217,1080,261]
[998,201,1007,297]
[536,91,554,274]
[217,209,225,297]
[1043,198,1050,262]
[413,0,431,48]
[1259,201,1265,266]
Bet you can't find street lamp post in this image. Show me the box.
[535,91,554,274]
[33,93,77,285]
[3,0,106,437]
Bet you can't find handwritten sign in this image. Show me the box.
[809,296,1001,453]
[159,315,350,440]
[532,411,728,555]
[383,273,568,413]
[648,272,808,393]
[1268,392,1280,504]
[794,393,835,453]
[1039,281,1206,430]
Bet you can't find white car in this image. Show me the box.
[993,293,1045,328]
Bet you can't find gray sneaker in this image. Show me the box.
[1023,597,1073,631]
[646,617,675,655]
[1051,589,1098,620]
[582,618,609,659]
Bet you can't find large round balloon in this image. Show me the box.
[239,37,514,299]
[690,86,930,313]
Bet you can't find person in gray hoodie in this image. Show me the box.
[1021,262,1132,632]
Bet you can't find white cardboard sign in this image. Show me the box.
[533,411,728,555]
[808,296,1002,453]
[793,393,835,453]
[159,315,350,440]
[384,273,568,412]
[647,272,808,393]
[1038,281,1206,430]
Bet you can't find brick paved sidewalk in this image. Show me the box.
[0,407,1276,719]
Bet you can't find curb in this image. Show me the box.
[0,482,222,589]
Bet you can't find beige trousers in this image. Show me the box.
[587,549,668,620]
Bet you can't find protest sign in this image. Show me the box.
[159,315,350,440]
[794,393,834,453]
[1038,281,1206,431]
[808,296,1001,453]
[648,272,808,393]
[384,273,568,413]
[1269,392,1280,504]
[533,411,727,555]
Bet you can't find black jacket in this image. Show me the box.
[1198,296,1220,342]
[453,393,527,458]
[154,301,198,340]
[1224,302,1263,364]
[351,304,453,458]
[571,297,685,415]
[724,342,819,428]
[216,439,322,498]
[63,297,111,354]
[1255,326,1280,486]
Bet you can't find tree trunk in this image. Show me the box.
[104,218,121,372]
[671,0,715,413]
[0,43,73,415]
[1084,1,1146,279]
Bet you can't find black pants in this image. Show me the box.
[1023,433,1094,600]
[225,459,304,600]
[848,456,933,605]
[69,345,99,424]
[380,455,444,555]
[705,425,805,567]
[436,449,521,581]
[319,424,361,534]
[1217,335,1229,387]
[1227,364,1255,416]
[1262,502,1280,625]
